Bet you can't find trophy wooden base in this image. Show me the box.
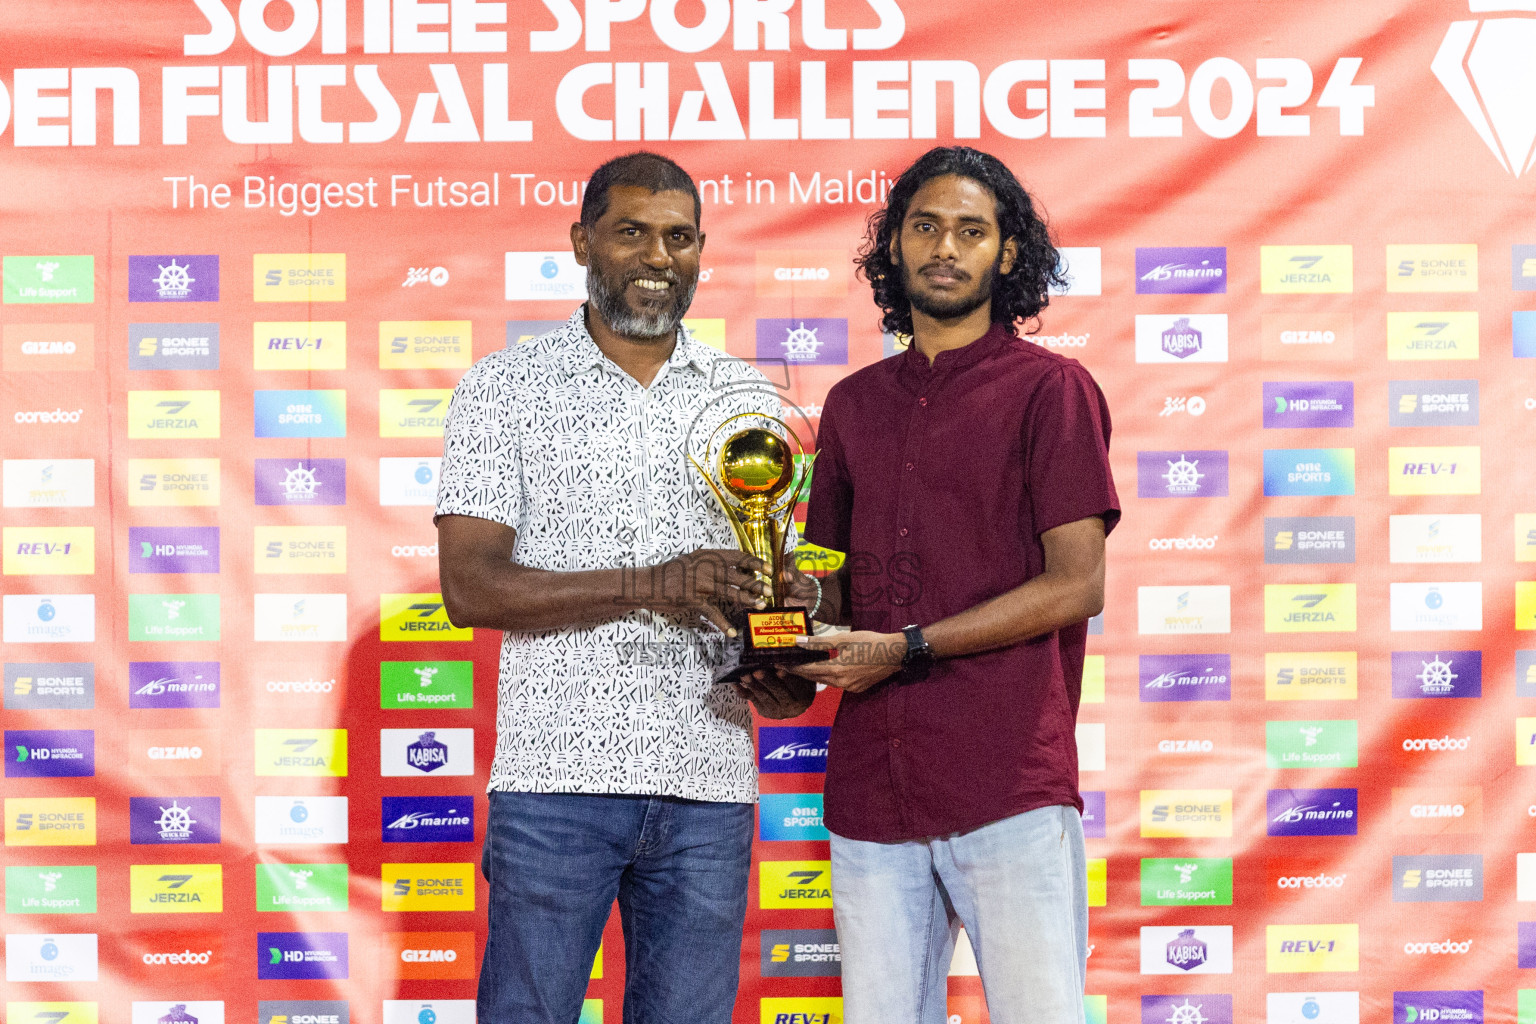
[718,606,829,684]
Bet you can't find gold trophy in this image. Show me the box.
[690,413,828,671]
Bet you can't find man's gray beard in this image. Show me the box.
[587,269,697,340]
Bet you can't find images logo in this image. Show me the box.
[379,457,440,506]
[1264,382,1354,428]
[381,661,473,709]
[1392,650,1481,698]
[1386,311,1479,360]
[380,594,471,641]
[381,864,474,911]
[254,390,346,439]
[128,864,223,913]
[1266,516,1355,565]
[1261,311,1353,361]
[1139,790,1233,838]
[1134,314,1228,363]
[1138,654,1231,702]
[1260,245,1353,293]
[381,729,473,777]
[379,390,451,437]
[129,662,219,710]
[1390,380,1479,427]
[127,391,220,439]
[381,796,474,843]
[129,797,221,845]
[4,934,98,982]
[5,865,96,914]
[1387,244,1477,292]
[504,252,586,301]
[1264,584,1357,633]
[254,254,346,302]
[255,730,348,777]
[1394,855,1483,902]
[130,527,218,575]
[2,323,94,371]
[1139,926,1233,974]
[129,323,220,370]
[256,863,348,912]
[759,726,830,773]
[1389,446,1480,495]
[253,593,348,642]
[2,595,95,644]
[255,526,346,575]
[1137,586,1231,635]
[5,662,94,711]
[755,319,849,365]
[1140,858,1233,907]
[3,527,94,575]
[1390,514,1481,564]
[1136,247,1227,294]
[3,459,93,509]
[6,730,94,778]
[382,932,476,980]
[1137,451,1228,498]
[760,929,841,978]
[1391,787,1481,835]
[255,459,345,506]
[129,459,219,506]
[1263,449,1355,496]
[760,861,833,909]
[1267,788,1358,836]
[254,322,347,371]
[257,933,349,980]
[128,594,219,642]
[128,255,219,302]
[2,255,94,303]
[380,321,472,369]
[1266,924,1359,973]
[5,797,96,846]
[382,1003,476,1024]
[254,796,349,845]
[760,794,829,841]
[1267,720,1358,769]
[1390,582,1482,631]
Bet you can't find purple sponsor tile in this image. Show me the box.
[1143,995,1231,1024]
[255,459,346,506]
[258,932,349,980]
[1391,650,1481,699]
[128,255,219,302]
[5,729,95,777]
[130,796,222,844]
[1136,246,1227,295]
[1267,788,1358,837]
[755,318,849,365]
[129,661,221,709]
[1263,381,1355,429]
[1139,654,1231,702]
[129,526,220,574]
[1137,451,1229,498]
[1519,922,1536,968]
[1394,991,1481,1024]
[1081,791,1105,838]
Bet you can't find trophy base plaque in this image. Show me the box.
[740,606,830,666]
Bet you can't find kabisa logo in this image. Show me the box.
[406,732,450,773]
[129,662,220,709]
[257,933,349,980]
[1135,247,1227,294]
[254,390,347,439]
[379,457,440,506]
[403,265,450,288]
[1434,6,1536,178]
[253,796,349,845]
[381,864,475,911]
[504,252,586,301]
[1137,451,1228,498]
[6,730,95,779]
[1138,654,1231,702]
[129,323,220,371]
[760,861,833,909]
[4,662,94,711]
[128,256,219,302]
[382,729,473,777]
[755,319,849,366]
[381,796,474,843]
[131,1003,224,1024]
[254,459,346,506]
[1391,651,1481,699]
[128,797,221,845]
[1134,314,1230,363]
[1267,788,1358,836]
[1263,382,1354,428]
[1139,926,1233,975]
[380,594,472,641]
[758,726,830,773]
[1142,996,1233,1024]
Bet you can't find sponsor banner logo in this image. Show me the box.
[384,1003,476,1024]
[1137,586,1230,635]
[11,406,86,426]
[5,1007,99,1024]
[1515,244,1536,290]
[130,458,219,506]
[1264,382,1353,428]
[129,661,219,709]
[1081,791,1105,838]
[1088,858,1107,908]
[254,322,347,371]
[758,726,829,773]
[2,323,94,371]
[129,323,220,370]
[1518,311,1536,358]
[128,593,219,642]
[504,319,567,346]
[1388,244,1477,292]
[255,730,348,777]
[1390,380,1479,427]
[1156,395,1203,417]
[5,866,97,914]
[759,794,828,841]
[1390,514,1481,564]
[254,594,348,642]
[1266,720,1358,769]
[1267,858,1349,902]
[755,250,850,298]
[1137,722,1230,765]
[1386,311,1479,360]
[1268,788,1358,837]
[126,930,224,977]
[1263,448,1355,496]
[1078,722,1106,771]
[1139,926,1233,974]
[5,797,96,846]
[1519,516,1536,562]
[5,661,94,711]
[4,934,98,982]
[1518,651,1536,697]
[380,389,450,437]
[1134,314,1228,363]
[1136,246,1226,294]
[1140,790,1233,838]
[1140,858,1233,907]
[129,863,223,913]
[1389,582,1482,631]
[755,318,849,366]
[1261,311,1353,361]
[255,526,346,575]
[1145,996,1232,1024]
[380,321,472,369]
[255,796,349,846]
[6,730,94,778]
[1391,650,1481,698]
[130,1004,224,1024]
[1082,655,1105,704]
[130,527,219,575]
[1392,992,1481,1024]
[381,796,474,843]
[258,932,349,980]
[1391,787,1482,835]
[379,457,440,505]
[1518,719,1536,765]
[682,317,726,351]
[129,729,221,777]
[1519,854,1536,900]
[127,390,220,439]
[255,254,346,301]
[381,863,475,911]
[2,594,95,644]
[1264,584,1357,633]
[402,265,450,288]
[1139,654,1230,703]
[1137,451,1228,498]
[381,728,473,776]
[505,251,585,301]
[256,863,348,912]
[259,1001,350,1024]
[1266,925,1359,973]
[380,594,471,641]
[128,255,218,302]
[3,255,94,303]
[1260,245,1354,294]
[760,861,833,909]
[1389,446,1480,495]
[1266,516,1355,565]
[1395,722,1473,758]
[761,928,841,978]
[1053,247,1102,296]
[3,459,93,508]
[1521,582,1536,631]
[381,661,473,709]
[255,458,346,506]
[1521,924,1536,968]
[758,1000,841,1024]
[1394,854,1483,902]
[254,390,347,438]
[381,932,476,980]
[3,526,94,575]
[129,797,221,845]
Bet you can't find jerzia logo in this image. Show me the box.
[1433,7,1536,177]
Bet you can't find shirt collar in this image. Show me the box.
[899,321,1014,381]
[559,305,715,379]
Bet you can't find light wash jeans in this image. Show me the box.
[830,803,1088,1024]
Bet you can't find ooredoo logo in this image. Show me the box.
[128,930,223,976]
[1267,858,1348,901]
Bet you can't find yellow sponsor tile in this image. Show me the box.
[380,321,472,369]
[760,999,842,1024]
[380,389,451,438]
[1387,244,1477,293]
[1260,245,1353,294]
[1265,584,1358,633]
[254,728,349,777]
[4,797,96,846]
[127,390,220,439]
[1139,790,1233,838]
[3,527,94,575]
[128,459,220,507]
[1388,447,1480,496]
[1519,582,1536,631]
[1266,923,1359,973]
[382,863,475,911]
[1081,655,1105,704]
[130,863,223,913]
[380,593,473,641]
[255,525,347,575]
[759,860,832,909]
[1386,311,1478,361]
[254,321,347,370]
[683,318,727,351]
[1087,858,1107,907]
[254,253,346,302]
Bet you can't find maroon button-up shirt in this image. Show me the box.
[804,322,1120,842]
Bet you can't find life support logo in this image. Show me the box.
[1433,8,1536,177]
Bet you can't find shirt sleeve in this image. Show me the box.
[1025,363,1121,538]
[434,356,523,530]
[802,388,853,555]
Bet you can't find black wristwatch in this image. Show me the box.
[901,624,935,680]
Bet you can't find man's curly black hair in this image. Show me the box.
[855,146,1067,339]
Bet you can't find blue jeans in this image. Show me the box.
[830,804,1088,1024]
[477,790,754,1024]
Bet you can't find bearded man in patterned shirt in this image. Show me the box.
[435,152,816,1024]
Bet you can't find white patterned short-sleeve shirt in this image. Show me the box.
[435,307,795,804]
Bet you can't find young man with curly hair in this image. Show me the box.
[791,147,1121,1024]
